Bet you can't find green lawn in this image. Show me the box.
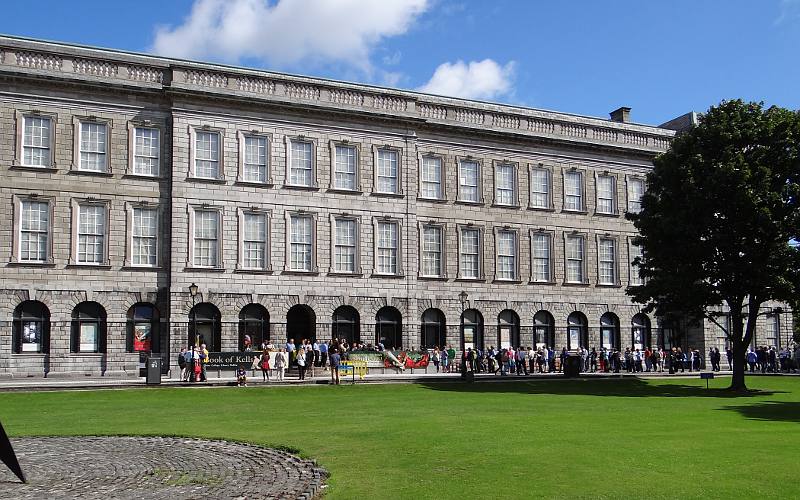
[1,377,798,499]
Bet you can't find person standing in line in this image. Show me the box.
[260,349,271,382]
[747,348,758,372]
[286,338,296,369]
[440,347,449,373]
[432,347,441,373]
[447,345,456,373]
[274,348,287,382]
[527,346,536,374]
[319,341,328,370]
[330,349,341,385]
[589,348,598,373]
[305,345,315,379]
[726,348,733,370]
[312,340,321,368]
[199,343,209,382]
[177,347,187,381]
[296,347,307,380]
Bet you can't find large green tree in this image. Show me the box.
[628,100,800,391]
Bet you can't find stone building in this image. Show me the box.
[0,36,793,377]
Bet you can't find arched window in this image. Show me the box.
[127,303,159,353]
[567,312,588,350]
[600,312,620,350]
[239,304,269,351]
[13,301,50,354]
[421,308,446,349]
[498,310,520,349]
[375,306,402,350]
[287,304,316,344]
[461,309,484,351]
[71,302,107,353]
[632,314,651,350]
[189,302,221,351]
[533,310,554,348]
[332,306,360,345]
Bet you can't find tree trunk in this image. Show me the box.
[730,336,747,391]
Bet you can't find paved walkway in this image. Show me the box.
[0,436,327,499]
[0,367,786,391]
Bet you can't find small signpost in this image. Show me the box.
[700,372,714,389]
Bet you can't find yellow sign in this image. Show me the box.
[340,360,368,380]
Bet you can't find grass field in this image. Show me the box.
[1,376,798,499]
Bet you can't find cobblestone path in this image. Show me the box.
[0,436,327,499]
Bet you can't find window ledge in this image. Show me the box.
[492,279,523,284]
[529,280,557,286]
[121,265,165,271]
[594,212,621,218]
[123,173,165,181]
[370,273,405,279]
[596,283,623,288]
[561,209,588,215]
[234,180,273,188]
[327,188,363,195]
[416,197,448,204]
[491,203,521,209]
[69,352,104,357]
[186,176,226,184]
[69,168,113,177]
[370,191,404,198]
[11,352,47,357]
[327,271,363,277]
[281,270,320,276]
[66,263,112,269]
[455,277,486,283]
[562,281,590,287]
[234,268,274,275]
[183,266,226,273]
[417,275,448,281]
[282,184,319,191]
[454,200,484,206]
[7,261,56,268]
[10,164,58,173]
[527,206,555,212]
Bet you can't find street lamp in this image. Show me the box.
[459,291,468,379]
[189,283,199,346]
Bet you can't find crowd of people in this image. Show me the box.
[177,338,800,384]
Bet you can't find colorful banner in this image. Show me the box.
[133,323,151,352]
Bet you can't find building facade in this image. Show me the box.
[0,36,793,377]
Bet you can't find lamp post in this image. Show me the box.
[189,283,198,346]
[459,291,468,379]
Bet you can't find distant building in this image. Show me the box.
[0,36,792,377]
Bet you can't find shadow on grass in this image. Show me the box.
[720,401,800,423]
[419,377,782,398]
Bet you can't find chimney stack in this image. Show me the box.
[609,107,631,123]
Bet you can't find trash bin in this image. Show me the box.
[146,356,162,385]
[563,354,581,378]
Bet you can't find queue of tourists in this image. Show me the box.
[176,338,800,384]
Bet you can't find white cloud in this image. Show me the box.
[151,0,428,72]
[417,59,516,100]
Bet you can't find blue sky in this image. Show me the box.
[1,0,798,126]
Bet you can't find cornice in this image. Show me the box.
[0,35,675,154]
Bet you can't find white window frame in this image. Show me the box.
[237,131,272,185]
[628,237,644,286]
[373,146,402,195]
[528,164,552,210]
[457,158,482,203]
[12,195,54,264]
[457,224,484,280]
[530,230,554,283]
[285,136,317,188]
[627,176,646,214]
[237,208,271,271]
[563,168,585,212]
[419,154,444,201]
[16,111,57,168]
[419,222,446,278]
[189,126,225,180]
[126,203,160,268]
[73,117,111,173]
[330,215,361,274]
[71,199,110,266]
[284,211,317,272]
[494,227,519,281]
[563,232,587,284]
[373,218,402,276]
[493,162,518,207]
[329,141,360,192]
[595,173,617,215]
[187,205,223,269]
[597,236,618,285]
[127,122,162,177]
